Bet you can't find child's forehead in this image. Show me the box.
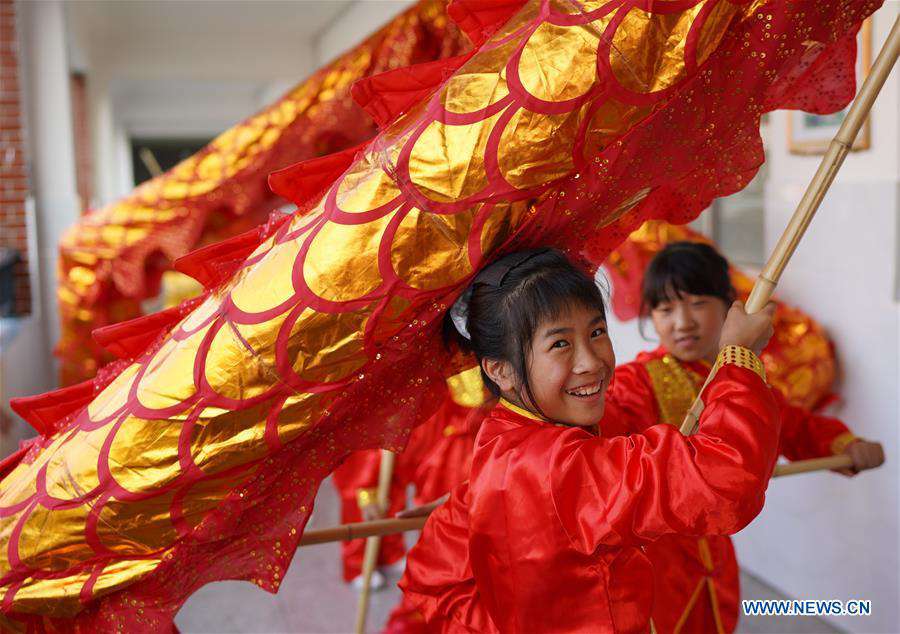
[536,302,604,328]
[654,288,726,305]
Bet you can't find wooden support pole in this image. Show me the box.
[300,515,427,547]
[354,449,396,634]
[297,455,854,547]
[680,16,900,436]
[773,454,852,477]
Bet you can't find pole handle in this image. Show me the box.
[296,456,858,547]
[773,455,852,477]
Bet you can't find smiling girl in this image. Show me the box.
[608,241,884,633]
[399,248,781,633]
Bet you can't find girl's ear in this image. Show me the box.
[482,357,517,393]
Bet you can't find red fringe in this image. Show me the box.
[351,53,473,129]
[447,0,526,47]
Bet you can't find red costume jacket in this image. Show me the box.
[607,347,855,633]
[401,358,781,633]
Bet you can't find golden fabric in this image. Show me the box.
[446,367,487,408]
[2,0,877,622]
[830,431,859,455]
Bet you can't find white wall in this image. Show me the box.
[314,0,415,66]
[734,9,900,630]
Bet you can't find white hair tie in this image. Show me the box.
[449,287,473,340]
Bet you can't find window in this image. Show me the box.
[690,117,769,268]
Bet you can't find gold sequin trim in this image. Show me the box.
[644,355,705,426]
[830,431,859,455]
[714,345,766,382]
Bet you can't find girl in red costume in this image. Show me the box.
[608,241,884,633]
[400,248,782,633]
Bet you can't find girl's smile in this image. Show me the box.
[564,380,606,400]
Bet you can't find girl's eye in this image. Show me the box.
[551,339,569,350]
[591,327,607,338]
[692,300,707,307]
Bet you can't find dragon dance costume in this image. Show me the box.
[400,351,777,633]
[55,0,469,385]
[0,0,879,629]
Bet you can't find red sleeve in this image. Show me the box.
[551,364,781,551]
[774,389,854,461]
[603,362,661,435]
[399,482,499,633]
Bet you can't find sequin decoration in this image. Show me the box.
[2,0,877,628]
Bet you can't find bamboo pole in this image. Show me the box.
[300,515,427,546]
[354,449,396,634]
[297,455,854,547]
[680,16,900,436]
[773,455,852,477]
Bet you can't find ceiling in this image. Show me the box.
[66,1,354,44]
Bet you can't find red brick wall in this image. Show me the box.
[0,0,31,315]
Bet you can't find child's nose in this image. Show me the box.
[574,345,603,373]
[674,305,696,329]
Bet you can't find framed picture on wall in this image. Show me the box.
[787,18,872,155]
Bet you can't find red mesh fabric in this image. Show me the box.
[1,0,880,629]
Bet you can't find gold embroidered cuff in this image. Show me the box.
[356,487,378,508]
[830,432,859,455]
[714,345,766,382]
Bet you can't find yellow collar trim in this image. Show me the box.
[498,398,546,422]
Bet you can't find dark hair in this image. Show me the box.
[640,241,735,316]
[445,248,606,416]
